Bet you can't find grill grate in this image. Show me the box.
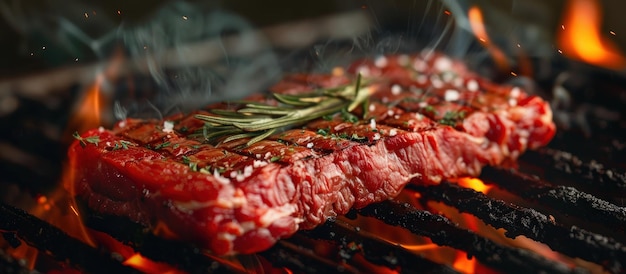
[481,166,626,231]
[409,182,626,273]
[358,201,585,274]
[2,44,626,274]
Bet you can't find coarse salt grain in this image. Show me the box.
[373,133,381,140]
[467,79,479,92]
[369,104,376,112]
[444,89,460,101]
[510,87,521,98]
[306,142,314,148]
[391,84,402,95]
[434,57,452,71]
[389,129,398,136]
[163,121,174,133]
[369,119,377,129]
[98,126,105,133]
[375,56,388,67]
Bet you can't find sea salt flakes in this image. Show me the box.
[467,79,479,92]
[510,87,521,98]
[369,119,377,130]
[434,56,453,72]
[163,121,175,133]
[375,56,388,68]
[306,142,314,149]
[391,84,402,95]
[253,160,268,168]
[444,89,460,101]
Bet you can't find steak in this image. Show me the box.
[68,52,556,255]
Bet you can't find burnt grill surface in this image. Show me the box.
[2,24,626,274]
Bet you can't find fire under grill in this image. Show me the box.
[2,135,626,273]
[2,3,626,274]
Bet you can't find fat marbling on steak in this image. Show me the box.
[68,52,556,255]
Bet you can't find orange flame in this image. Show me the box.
[468,6,509,72]
[452,251,477,274]
[124,254,186,274]
[558,0,626,69]
[67,75,105,135]
[456,177,492,194]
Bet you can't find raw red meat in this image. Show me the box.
[68,52,556,255]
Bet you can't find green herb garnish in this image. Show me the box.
[111,140,134,150]
[73,131,100,148]
[438,111,466,127]
[195,74,370,146]
[154,141,171,150]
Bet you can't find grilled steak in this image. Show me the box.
[68,52,556,255]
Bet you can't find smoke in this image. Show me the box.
[118,2,282,114]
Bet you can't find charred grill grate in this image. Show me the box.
[3,153,626,274]
[2,37,626,274]
[3,90,626,273]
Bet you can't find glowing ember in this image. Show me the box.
[456,177,492,194]
[467,6,509,72]
[452,251,477,274]
[124,254,185,274]
[558,0,626,69]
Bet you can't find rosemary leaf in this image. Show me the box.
[196,75,370,146]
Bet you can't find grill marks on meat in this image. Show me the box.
[69,53,556,255]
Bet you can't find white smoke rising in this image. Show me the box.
[118,2,282,112]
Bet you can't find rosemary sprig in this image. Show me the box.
[73,131,100,147]
[195,74,370,146]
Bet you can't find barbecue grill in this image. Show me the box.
[2,1,626,273]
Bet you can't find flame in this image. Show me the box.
[452,251,477,274]
[456,177,492,194]
[124,254,186,274]
[468,6,509,72]
[67,75,105,135]
[558,0,626,69]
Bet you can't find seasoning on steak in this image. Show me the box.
[68,52,556,255]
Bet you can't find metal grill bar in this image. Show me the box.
[262,238,360,274]
[358,200,586,274]
[481,167,626,231]
[0,248,33,274]
[303,217,458,274]
[0,203,137,274]
[523,148,626,190]
[409,182,626,273]
[83,210,242,274]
